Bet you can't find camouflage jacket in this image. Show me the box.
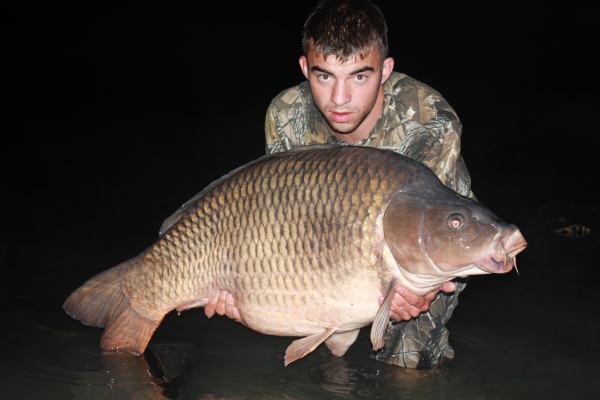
[265,71,474,198]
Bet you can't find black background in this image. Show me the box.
[1,1,598,303]
[3,2,597,209]
[1,2,599,397]
[1,0,598,346]
[2,0,598,301]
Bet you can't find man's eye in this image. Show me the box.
[355,75,366,82]
[318,74,330,82]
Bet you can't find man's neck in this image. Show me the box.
[331,85,385,143]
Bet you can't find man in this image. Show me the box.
[205,0,473,369]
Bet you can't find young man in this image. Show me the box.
[206,0,473,369]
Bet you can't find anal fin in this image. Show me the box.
[325,329,360,356]
[370,278,397,351]
[285,327,336,366]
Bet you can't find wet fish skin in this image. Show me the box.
[63,146,527,365]
[382,187,527,294]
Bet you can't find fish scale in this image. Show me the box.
[64,145,527,365]
[156,148,386,335]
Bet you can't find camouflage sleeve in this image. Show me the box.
[265,105,292,155]
[423,114,475,199]
[397,117,474,199]
[394,77,475,199]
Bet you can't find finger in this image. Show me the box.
[383,293,412,321]
[389,294,414,316]
[395,300,424,318]
[416,290,440,312]
[392,291,432,315]
[397,288,435,311]
[440,281,456,293]
[389,307,413,322]
[396,287,427,309]
[407,306,423,318]
[225,293,235,318]
[215,290,227,315]
[205,297,218,318]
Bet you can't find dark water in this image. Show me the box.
[2,2,598,399]
[2,196,598,398]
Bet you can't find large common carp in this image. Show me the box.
[64,146,527,365]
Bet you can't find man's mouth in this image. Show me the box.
[330,111,353,123]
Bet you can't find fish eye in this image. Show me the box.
[448,213,465,229]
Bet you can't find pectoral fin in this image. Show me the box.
[325,329,360,356]
[285,327,336,366]
[370,278,397,351]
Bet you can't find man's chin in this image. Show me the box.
[325,120,359,135]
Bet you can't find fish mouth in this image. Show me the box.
[483,228,528,274]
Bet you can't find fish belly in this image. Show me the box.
[231,271,382,337]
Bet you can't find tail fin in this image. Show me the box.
[63,260,162,355]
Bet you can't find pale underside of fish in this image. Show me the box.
[64,146,527,365]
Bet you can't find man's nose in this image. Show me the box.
[331,81,350,106]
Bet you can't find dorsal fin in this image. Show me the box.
[285,144,337,152]
[159,154,270,236]
[159,145,341,236]
[158,145,339,236]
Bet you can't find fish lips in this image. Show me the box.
[481,227,528,274]
[383,191,527,277]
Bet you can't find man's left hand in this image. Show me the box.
[381,281,457,322]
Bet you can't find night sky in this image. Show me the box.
[2,0,598,326]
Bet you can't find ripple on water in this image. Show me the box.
[5,305,579,399]
[281,346,445,400]
[167,326,461,399]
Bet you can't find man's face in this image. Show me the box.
[299,47,394,142]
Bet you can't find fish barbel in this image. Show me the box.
[64,146,527,365]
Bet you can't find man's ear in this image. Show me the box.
[380,57,394,84]
[299,55,309,79]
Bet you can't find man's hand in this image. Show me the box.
[204,290,242,322]
[381,281,456,322]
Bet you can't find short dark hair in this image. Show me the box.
[302,0,388,62]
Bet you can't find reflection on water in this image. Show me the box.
[74,353,167,399]
[316,357,357,396]
[147,329,441,399]
[1,205,598,398]
[1,314,594,399]
[0,314,167,399]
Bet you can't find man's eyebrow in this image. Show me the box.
[350,66,375,74]
[311,66,334,74]
[310,65,375,75]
